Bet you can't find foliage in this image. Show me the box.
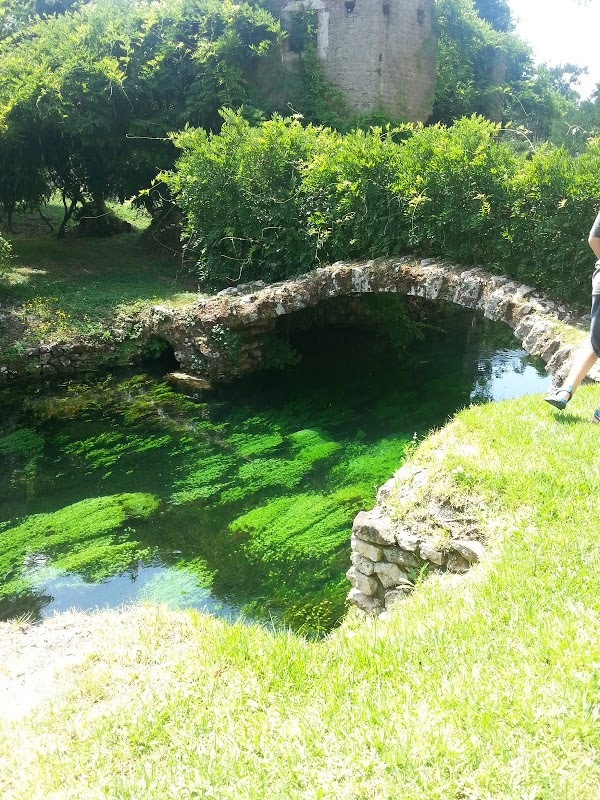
[431,0,529,124]
[163,111,324,286]
[165,110,600,307]
[0,493,159,600]
[504,63,589,147]
[0,233,11,263]
[0,0,281,232]
[3,315,460,633]
[7,386,600,797]
[0,203,197,361]
[473,0,512,32]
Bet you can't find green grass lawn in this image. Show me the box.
[2,387,600,799]
[0,201,197,357]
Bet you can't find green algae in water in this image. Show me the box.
[64,431,172,471]
[0,428,44,486]
[0,494,159,602]
[0,300,549,634]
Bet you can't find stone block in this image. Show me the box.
[419,541,447,566]
[352,509,396,546]
[383,547,422,569]
[350,535,383,563]
[348,588,381,614]
[395,530,420,552]
[513,317,535,341]
[376,477,397,502]
[447,552,471,574]
[351,552,376,576]
[346,566,379,597]
[483,291,510,321]
[373,562,413,589]
[384,587,412,609]
[450,539,485,563]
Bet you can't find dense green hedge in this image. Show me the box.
[163,112,600,307]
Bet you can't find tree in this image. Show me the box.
[431,0,530,124]
[0,0,281,235]
[473,0,512,32]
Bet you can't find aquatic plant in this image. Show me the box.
[0,493,160,601]
[170,453,237,505]
[230,493,351,563]
[221,458,313,503]
[64,431,172,472]
[0,428,44,486]
[288,428,341,463]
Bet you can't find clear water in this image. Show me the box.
[0,300,548,635]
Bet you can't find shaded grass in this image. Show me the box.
[0,201,197,357]
[3,388,600,797]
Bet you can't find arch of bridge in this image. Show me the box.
[149,256,591,384]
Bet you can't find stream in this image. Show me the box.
[0,298,548,635]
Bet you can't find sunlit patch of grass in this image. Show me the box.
[0,200,198,357]
[0,266,47,286]
[4,390,600,797]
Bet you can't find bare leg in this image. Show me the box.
[545,337,598,408]
[546,223,600,408]
[561,337,598,394]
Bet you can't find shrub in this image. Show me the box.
[164,111,324,287]
[165,111,600,308]
[0,234,11,265]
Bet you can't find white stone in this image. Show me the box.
[346,566,379,596]
[395,530,420,552]
[450,539,485,563]
[373,562,412,589]
[447,552,470,574]
[348,588,381,614]
[376,477,397,502]
[384,587,411,609]
[351,552,376,576]
[352,509,396,545]
[419,541,447,566]
[383,547,421,569]
[350,535,383,562]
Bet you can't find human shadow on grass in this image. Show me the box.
[553,413,589,426]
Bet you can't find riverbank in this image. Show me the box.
[3,386,600,799]
[0,203,197,375]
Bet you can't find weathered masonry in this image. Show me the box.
[276,0,437,122]
[4,257,594,614]
[5,257,592,386]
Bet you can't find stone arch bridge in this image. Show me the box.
[10,255,597,615]
[147,256,589,386]
[8,256,593,387]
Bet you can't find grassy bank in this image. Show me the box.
[2,387,600,799]
[0,202,197,359]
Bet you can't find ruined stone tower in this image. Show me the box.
[276,0,437,123]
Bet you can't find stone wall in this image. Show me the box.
[1,257,593,387]
[276,0,436,122]
[2,255,597,615]
[348,462,486,613]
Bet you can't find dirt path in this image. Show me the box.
[0,610,111,721]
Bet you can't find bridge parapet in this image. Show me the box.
[147,257,588,385]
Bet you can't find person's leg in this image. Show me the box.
[553,338,598,396]
[545,339,597,408]
[546,211,600,409]
[589,209,600,259]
